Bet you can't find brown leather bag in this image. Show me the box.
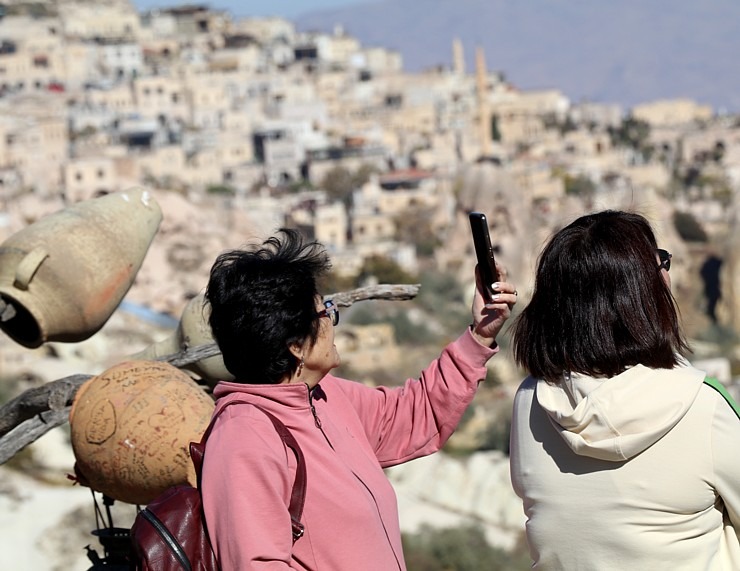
[130,401,307,570]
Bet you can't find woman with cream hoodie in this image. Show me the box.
[509,210,740,570]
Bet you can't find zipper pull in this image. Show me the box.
[308,388,322,428]
[310,402,322,428]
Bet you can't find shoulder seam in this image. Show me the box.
[703,377,740,420]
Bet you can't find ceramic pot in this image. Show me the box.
[133,293,234,386]
[69,360,215,505]
[0,188,162,348]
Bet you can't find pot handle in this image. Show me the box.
[14,246,49,290]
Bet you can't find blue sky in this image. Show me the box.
[132,0,370,19]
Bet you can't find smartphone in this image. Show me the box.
[469,212,499,302]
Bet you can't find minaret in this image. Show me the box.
[475,46,491,157]
[452,38,465,75]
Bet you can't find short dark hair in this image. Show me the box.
[204,228,332,383]
[512,210,689,383]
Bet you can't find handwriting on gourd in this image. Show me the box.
[80,362,212,489]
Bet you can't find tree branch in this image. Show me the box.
[0,408,70,465]
[0,374,91,437]
[330,283,421,306]
[0,283,420,464]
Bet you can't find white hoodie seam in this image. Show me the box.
[590,397,625,459]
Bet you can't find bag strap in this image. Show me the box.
[192,399,307,541]
[704,376,740,420]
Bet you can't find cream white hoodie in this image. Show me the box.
[510,364,740,570]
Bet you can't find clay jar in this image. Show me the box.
[0,188,162,348]
[133,293,234,386]
[69,360,215,505]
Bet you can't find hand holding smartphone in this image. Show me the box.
[469,212,499,302]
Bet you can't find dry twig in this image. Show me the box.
[0,283,420,465]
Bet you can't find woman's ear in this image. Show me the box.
[288,341,304,360]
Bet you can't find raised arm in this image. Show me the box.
[336,271,516,467]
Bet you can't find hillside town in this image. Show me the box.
[1,0,740,568]
[1,0,739,366]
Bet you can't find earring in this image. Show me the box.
[297,356,304,377]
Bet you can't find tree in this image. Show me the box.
[352,163,379,187]
[206,184,236,196]
[712,141,726,163]
[490,114,502,142]
[321,166,354,204]
[321,163,378,206]
[394,207,442,258]
[357,255,417,286]
[402,524,531,571]
[563,173,596,198]
[673,211,708,242]
[608,115,654,161]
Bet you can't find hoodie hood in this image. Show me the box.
[536,363,706,461]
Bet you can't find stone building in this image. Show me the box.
[632,98,713,127]
[0,95,67,195]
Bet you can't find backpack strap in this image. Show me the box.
[704,376,740,420]
[191,400,307,541]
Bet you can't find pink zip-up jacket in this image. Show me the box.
[201,329,497,570]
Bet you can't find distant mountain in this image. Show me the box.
[295,0,740,113]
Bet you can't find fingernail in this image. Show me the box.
[492,282,501,291]
[491,294,501,301]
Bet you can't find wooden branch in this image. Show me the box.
[163,342,222,369]
[156,284,423,370]
[0,408,70,465]
[0,374,91,437]
[0,283,420,464]
[330,283,421,306]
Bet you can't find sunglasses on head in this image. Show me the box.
[657,249,672,272]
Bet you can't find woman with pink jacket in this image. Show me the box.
[201,228,516,569]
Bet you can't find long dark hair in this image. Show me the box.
[204,228,331,383]
[512,210,689,383]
